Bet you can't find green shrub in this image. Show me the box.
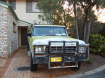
[89,34,105,56]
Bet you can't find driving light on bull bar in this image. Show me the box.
[79,47,86,53]
[34,46,46,53]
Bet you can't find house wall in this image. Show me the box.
[0,5,8,57]
[0,5,18,57]
[7,9,18,55]
[15,0,47,24]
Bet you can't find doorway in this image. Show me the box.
[18,27,28,48]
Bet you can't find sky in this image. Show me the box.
[63,1,105,23]
[94,9,105,23]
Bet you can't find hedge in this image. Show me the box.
[89,34,105,56]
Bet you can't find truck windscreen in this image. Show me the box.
[32,26,67,36]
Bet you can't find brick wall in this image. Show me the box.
[0,6,8,57]
[0,5,18,57]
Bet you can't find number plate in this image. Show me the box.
[50,57,62,62]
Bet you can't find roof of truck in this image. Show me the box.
[34,25,65,27]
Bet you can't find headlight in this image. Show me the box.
[34,46,46,53]
[79,47,86,53]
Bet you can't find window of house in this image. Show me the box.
[26,0,42,13]
[8,0,16,10]
[1,0,6,2]
[13,23,16,33]
[32,1,41,12]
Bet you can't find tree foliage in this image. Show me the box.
[73,0,105,42]
[37,0,105,43]
[38,0,74,27]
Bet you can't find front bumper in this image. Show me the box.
[32,41,89,64]
[33,53,88,64]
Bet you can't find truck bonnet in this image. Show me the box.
[32,36,86,46]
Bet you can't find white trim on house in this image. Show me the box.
[0,2,8,8]
[17,20,33,27]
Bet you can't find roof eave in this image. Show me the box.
[0,1,19,20]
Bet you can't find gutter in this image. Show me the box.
[0,1,10,8]
[18,20,33,26]
[8,7,19,20]
[0,1,19,20]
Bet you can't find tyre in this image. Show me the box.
[26,44,30,56]
[76,62,81,70]
[71,62,81,71]
[30,56,37,72]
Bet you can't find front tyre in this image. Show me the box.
[72,62,81,71]
[30,56,37,72]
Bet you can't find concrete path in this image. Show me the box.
[80,69,105,78]
[59,63,105,78]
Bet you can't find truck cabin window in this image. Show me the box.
[32,26,68,36]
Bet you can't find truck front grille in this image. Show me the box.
[65,46,77,53]
[47,41,78,54]
[50,46,64,53]
[49,46,77,54]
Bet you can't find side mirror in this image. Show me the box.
[27,33,31,37]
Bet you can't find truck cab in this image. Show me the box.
[27,25,89,72]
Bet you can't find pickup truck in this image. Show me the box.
[27,25,89,72]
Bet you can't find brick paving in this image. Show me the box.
[2,48,105,78]
[0,59,6,67]
[0,57,11,78]
[0,58,6,78]
[3,49,75,78]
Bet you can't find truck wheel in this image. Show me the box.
[76,62,81,70]
[30,57,37,72]
[72,62,81,71]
